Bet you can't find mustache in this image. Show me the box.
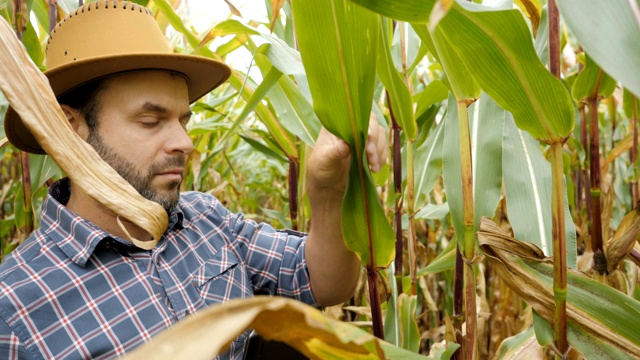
[149,156,187,174]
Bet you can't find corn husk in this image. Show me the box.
[0,17,166,249]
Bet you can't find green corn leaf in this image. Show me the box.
[571,54,617,102]
[415,203,450,220]
[399,294,421,353]
[411,24,480,102]
[292,0,395,268]
[378,17,417,140]
[239,134,288,163]
[532,310,554,347]
[502,115,577,267]
[414,114,445,207]
[414,80,448,120]
[494,326,545,359]
[213,66,298,158]
[417,236,456,276]
[623,88,640,120]
[254,51,320,146]
[470,94,504,227]
[557,0,640,98]
[352,0,575,143]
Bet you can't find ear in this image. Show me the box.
[61,104,90,141]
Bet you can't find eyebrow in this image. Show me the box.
[141,102,192,120]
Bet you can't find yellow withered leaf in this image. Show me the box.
[121,297,388,360]
[0,18,167,249]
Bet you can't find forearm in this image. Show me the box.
[305,190,361,306]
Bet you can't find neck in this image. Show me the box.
[66,181,153,242]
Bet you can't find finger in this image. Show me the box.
[366,116,385,172]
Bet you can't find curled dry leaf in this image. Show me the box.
[477,217,640,358]
[605,202,640,274]
[0,18,167,249]
[120,296,417,360]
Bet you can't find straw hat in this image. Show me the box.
[4,0,231,154]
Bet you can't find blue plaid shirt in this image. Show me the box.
[0,179,315,359]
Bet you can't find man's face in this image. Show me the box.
[85,71,193,213]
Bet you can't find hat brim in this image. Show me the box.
[4,53,231,154]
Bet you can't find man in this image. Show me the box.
[0,1,387,359]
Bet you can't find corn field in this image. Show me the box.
[1,0,640,359]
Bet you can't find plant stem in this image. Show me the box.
[548,3,568,355]
[453,245,464,360]
[407,139,417,286]
[288,157,299,230]
[579,105,590,216]
[632,97,639,204]
[367,269,384,339]
[457,100,476,360]
[388,93,404,289]
[19,151,33,238]
[548,0,561,78]
[588,95,605,270]
[49,0,57,32]
[550,141,568,357]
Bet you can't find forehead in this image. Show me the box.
[99,70,190,104]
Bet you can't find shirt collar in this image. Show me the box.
[41,178,184,267]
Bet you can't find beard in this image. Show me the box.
[87,131,185,213]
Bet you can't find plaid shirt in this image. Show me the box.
[0,179,315,359]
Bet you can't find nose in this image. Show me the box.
[166,121,194,156]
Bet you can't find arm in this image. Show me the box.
[305,119,388,306]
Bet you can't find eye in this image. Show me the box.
[138,115,160,127]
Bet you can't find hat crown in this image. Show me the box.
[46,0,171,70]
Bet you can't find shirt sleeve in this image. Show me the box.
[0,321,30,360]
[225,209,317,306]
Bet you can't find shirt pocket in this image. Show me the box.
[192,245,252,304]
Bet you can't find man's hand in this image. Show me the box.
[307,115,388,200]
[305,114,388,306]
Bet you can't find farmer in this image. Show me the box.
[0,1,387,359]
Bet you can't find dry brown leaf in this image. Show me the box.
[269,0,286,32]
[0,17,167,249]
[477,217,640,358]
[223,0,243,17]
[605,202,640,273]
[514,0,541,38]
[121,297,386,360]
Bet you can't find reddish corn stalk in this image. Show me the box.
[388,93,404,291]
[288,158,299,231]
[548,0,569,357]
[49,1,56,32]
[632,98,639,204]
[19,152,33,238]
[453,247,464,360]
[588,94,605,264]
